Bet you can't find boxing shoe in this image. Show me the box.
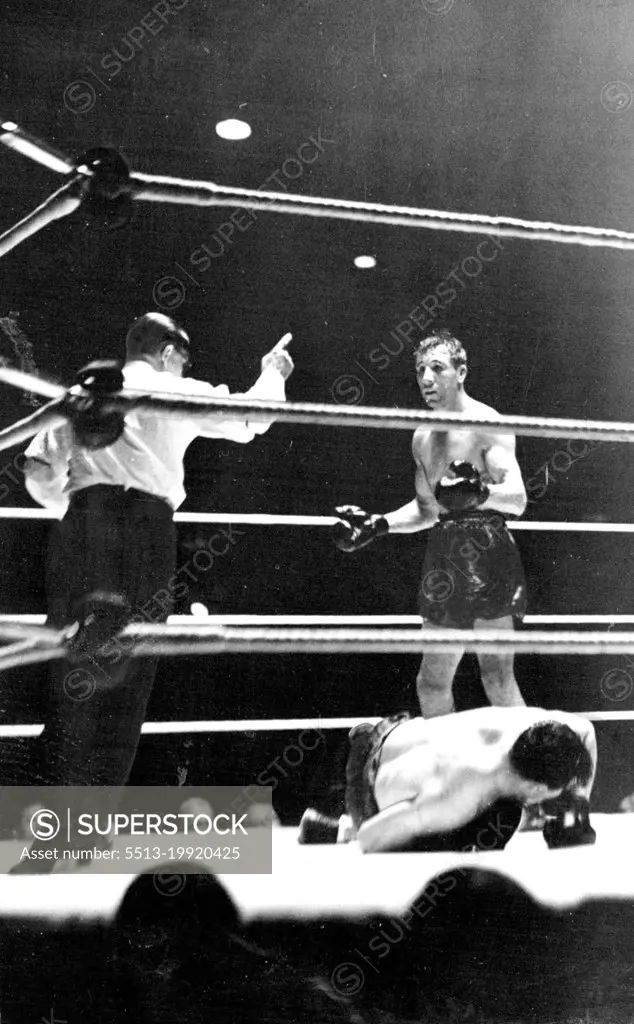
[297,809,340,844]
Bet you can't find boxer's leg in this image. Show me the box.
[300,723,376,843]
[345,723,376,829]
[475,614,525,707]
[416,646,465,718]
[300,719,402,844]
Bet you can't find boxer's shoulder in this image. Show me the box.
[412,426,432,460]
[467,396,500,419]
[463,397,512,448]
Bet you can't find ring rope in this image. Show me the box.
[116,391,634,443]
[0,398,66,455]
[85,625,634,657]
[0,709,630,741]
[4,123,634,254]
[2,376,634,455]
[6,624,634,663]
[0,507,632,533]
[0,175,84,259]
[1,614,632,627]
[130,171,634,252]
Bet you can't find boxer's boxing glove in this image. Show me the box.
[435,460,490,513]
[542,795,596,849]
[332,504,389,552]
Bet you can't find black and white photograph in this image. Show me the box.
[0,1,633,1021]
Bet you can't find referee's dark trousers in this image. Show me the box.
[32,484,176,787]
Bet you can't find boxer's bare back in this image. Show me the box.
[373,707,595,834]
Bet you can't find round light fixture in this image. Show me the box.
[353,255,377,269]
[215,119,252,140]
[190,602,209,617]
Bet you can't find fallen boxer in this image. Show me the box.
[298,707,597,852]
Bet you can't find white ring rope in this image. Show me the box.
[4,123,634,253]
[5,623,634,662]
[0,399,66,454]
[95,626,634,657]
[0,710,630,741]
[0,508,632,533]
[2,377,634,456]
[0,614,632,626]
[129,171,634,252]
[52,390,634,444]
[0,175,84,259]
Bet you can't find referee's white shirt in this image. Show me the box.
[25,359,287,513]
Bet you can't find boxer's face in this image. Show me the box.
[516,778,564,806]
[415,345,466,410]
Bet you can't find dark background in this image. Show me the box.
[0,0,633,813]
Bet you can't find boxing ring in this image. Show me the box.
[0,815,632,924]
[0,121,634,921]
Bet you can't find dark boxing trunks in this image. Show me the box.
[419,510,527,628]
[345,714,409,831]
[344,713,522,853]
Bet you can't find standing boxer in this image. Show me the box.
[333,329,528,717]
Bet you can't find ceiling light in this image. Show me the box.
[353,255,377,269]
[190,602,209,617]
[215,119,252,141]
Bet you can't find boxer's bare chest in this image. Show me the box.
[419,430,489,488]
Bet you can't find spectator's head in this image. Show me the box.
[397,869,565,1022]
[126,312,191,377]
[112,863,359,1022]
[17,802,45,841]
[113,861,240,960]
[245,803,281,828]
[179,796,213,819]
